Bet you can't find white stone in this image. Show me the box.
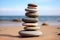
[25,8,37,12]
[22,23,38,27]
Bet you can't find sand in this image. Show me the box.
[0,25,60,40]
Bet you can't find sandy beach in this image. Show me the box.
[0,25,60,40]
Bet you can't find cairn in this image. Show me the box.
[19,3,43,37]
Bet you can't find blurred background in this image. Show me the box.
[0,0,60,26]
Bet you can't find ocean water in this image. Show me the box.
[0,16,60,26]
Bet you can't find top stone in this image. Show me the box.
[28,4,37,7]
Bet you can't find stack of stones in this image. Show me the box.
[19,3,42,37]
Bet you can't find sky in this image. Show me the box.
[0,0,60,16]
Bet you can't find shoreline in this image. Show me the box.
[0,20,60,26]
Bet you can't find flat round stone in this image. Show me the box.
[22,18,38,23]
[18,30,43,37]
[25,8,37,12]
[42,21,48,26]
[22,23,38,27]
[24,27,40,31]
[25,13,39,18]
[28,4,37,7]
[27,6,37,9]
[26,11,37,13]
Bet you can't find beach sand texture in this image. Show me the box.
[0,25,60,40]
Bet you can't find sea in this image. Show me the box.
[0,16,60,26]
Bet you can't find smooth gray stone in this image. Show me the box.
[25,13,39,18]
[19,30,43,37]
[25,8,37,12]
[24,27,40,31]
[22,18,38,23]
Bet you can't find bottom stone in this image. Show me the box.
[18,30,43,37]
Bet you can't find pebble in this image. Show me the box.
[22,23,38,27]
[28,3,37,7]
[24,27,40,31]
[22,18,38,23]
[25,13,39,18]
[19,30,42,37]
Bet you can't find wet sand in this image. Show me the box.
[0,25,60,40]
